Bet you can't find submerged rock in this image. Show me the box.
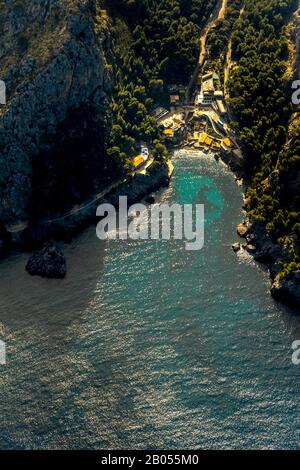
[26,244,66,279]
[271,272,300,308]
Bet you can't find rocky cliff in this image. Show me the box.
[0,0,114,227]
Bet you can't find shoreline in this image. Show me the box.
[174,145,300,310]
[2,160,172,254]
[173,143,245,183]
[2,141,299,309]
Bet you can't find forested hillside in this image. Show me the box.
[227,0,300,292]
[0,0,218,225]
[105,0,218,163]
[206,0,244,78]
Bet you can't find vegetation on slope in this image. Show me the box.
[104,0,218,164]
[206,0,244,79]
[227,0,300,277]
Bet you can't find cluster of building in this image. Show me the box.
[168,84,186,107]
[196,72,227,116]
[190,131,233,152]
[147,70,238,157]
[157,111,186,144]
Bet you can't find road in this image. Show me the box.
[199,0,227,68]
[224,38,232,99]
[186,0,228,104]
[7,157,154,234]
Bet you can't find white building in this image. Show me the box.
[196,73,227,114]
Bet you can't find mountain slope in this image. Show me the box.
[0,0,114,223]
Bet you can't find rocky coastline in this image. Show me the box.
[26,162,169,247]
[0,161,171,277]
[234,219,300,309]
[182,132,300,310]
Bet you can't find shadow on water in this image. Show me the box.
[0,226,105,332]
[0,226,109,449]
[0,151,300,449]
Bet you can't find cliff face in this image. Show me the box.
[0,0,114,224]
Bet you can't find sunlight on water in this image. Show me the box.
[0,151,300,450]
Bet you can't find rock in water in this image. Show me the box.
[26,244,67,279]
[245,244,257,254]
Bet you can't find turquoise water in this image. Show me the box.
[0,151,300,449]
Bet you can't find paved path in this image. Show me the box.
[7,157,155,234]
[199,0,227,68]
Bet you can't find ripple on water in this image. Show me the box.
[0,152,300,449]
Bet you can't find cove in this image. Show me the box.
[0,151,299,450]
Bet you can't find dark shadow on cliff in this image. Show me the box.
[30,104,124,221]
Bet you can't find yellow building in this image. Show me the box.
[223,137,233,148]
[205,136,213,147]
[212,142,221,149]
[163,129,175,138]
[133,155,145,168]
[199,132,208,144]
[198,132,213,147]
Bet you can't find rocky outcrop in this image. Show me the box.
[220,148,245,178]
[232,242,241,253]
[26,243,66,279]
[0,0,113,224]
[237,221,250,238]
[234,219,300,307]
[236,221,285,267]
[271,272,300,308]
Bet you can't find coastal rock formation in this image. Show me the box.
[271,272,300,308]
[237,221,250,238]
[234,219,300,308]
[232,242,241,253]
[245,244,256,255]
[26,243,66,279]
